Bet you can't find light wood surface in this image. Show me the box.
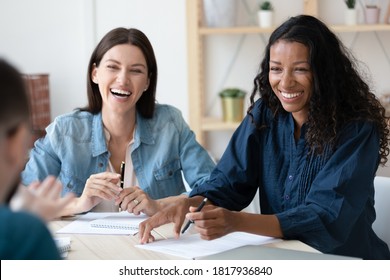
[50,217,319,260]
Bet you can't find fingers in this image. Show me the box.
[116,186,159,216]
[85,173,122,200]
[139,218,158,244]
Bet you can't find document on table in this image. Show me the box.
[56,211,147,235]
[135,232,279,259]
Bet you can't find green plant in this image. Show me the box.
[259,1,273,11]
[344,0,356,9]
[219,88,246,98]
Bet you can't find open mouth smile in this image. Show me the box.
[111,88,132,98]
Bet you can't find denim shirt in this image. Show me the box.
[190,99,390,260]
[21,104,215,199]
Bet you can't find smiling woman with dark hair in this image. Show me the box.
[139,15,390,260]
[21,27,215,217]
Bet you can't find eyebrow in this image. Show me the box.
[105,59,147,68]
[269,60,309,65]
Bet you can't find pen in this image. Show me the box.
[119,161,125,211]
[120,161,125,189]
[181,197,208,234]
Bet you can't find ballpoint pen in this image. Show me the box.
[120,161,125,189]
[119,161,125,211]
[181,197,208,234]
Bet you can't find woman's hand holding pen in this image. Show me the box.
[115,186,160,216]
[186,204,237,240]
[76,172,122,213]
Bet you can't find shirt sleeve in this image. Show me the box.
[169,107,216,193]
[189,113,260,210]
[276,122,380,252]
[21,120,62,185]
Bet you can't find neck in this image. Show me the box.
[102,108,136,144]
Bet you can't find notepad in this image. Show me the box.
[54,237,71,258]
[57,212,148,235]
[89,215,140,231]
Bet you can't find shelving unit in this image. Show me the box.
[187,0,390,146]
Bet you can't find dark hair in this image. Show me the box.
[82,28,157,118]
[0,59,30,203]
[0,59,30,135]
[248,15,390,164]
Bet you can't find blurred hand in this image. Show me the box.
[115,186,160,216]
[10,176,74,221]
[187,205,236,240]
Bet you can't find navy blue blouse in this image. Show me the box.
[190,100,390,259]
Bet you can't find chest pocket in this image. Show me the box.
[153,158,181,181]
[59,173,85,197]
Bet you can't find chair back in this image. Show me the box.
[373,176,390,247]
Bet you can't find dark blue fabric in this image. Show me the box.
[0,205,61,260]
[190,99,390,260]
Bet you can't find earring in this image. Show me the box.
[144,88,148,92]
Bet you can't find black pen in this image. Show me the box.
[120,161,125,189]
[119,161,125,211]
[181,197,208,234]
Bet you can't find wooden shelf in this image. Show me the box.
[201,118,240,131]
[199,24,390,35]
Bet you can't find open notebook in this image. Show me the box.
[89,215,140,231]
[57,212,147,235]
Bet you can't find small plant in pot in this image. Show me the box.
[219,88,246,122]
[258,1,274,28]
[344,0,357,25]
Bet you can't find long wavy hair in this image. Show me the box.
[248,15,390,164]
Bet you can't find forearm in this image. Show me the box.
[232,211,284,238]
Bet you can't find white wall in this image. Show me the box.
[1,0,390,174]
[0,0,188,119]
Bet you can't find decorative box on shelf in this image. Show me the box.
[22,74,51,146]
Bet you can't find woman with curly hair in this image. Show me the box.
[139,15,390,259]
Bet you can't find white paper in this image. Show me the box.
[136,231,278,259]
[56,211,147,235]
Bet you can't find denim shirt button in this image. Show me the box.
[168,171,173,176]
[98,162,103,168]
[288,175,293,181]
[285,194,290,200]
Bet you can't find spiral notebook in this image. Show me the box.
[54,237,71,258]
[89,213,147,234]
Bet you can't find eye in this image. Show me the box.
[130,69,144,74]
[107,65,119,70]
[270,66,282,72]
[295,67,310,73]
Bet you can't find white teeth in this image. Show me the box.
[280,91,303,99]
[111,89,131,96]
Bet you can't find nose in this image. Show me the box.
[280,71,295,88]
[116,69,129,85]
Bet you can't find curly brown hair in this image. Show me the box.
[248,15,390,165]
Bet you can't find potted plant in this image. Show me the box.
[219,88,246,122]
[344,0,357,25]
[364,1,381,24]
[258,1,274,28]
